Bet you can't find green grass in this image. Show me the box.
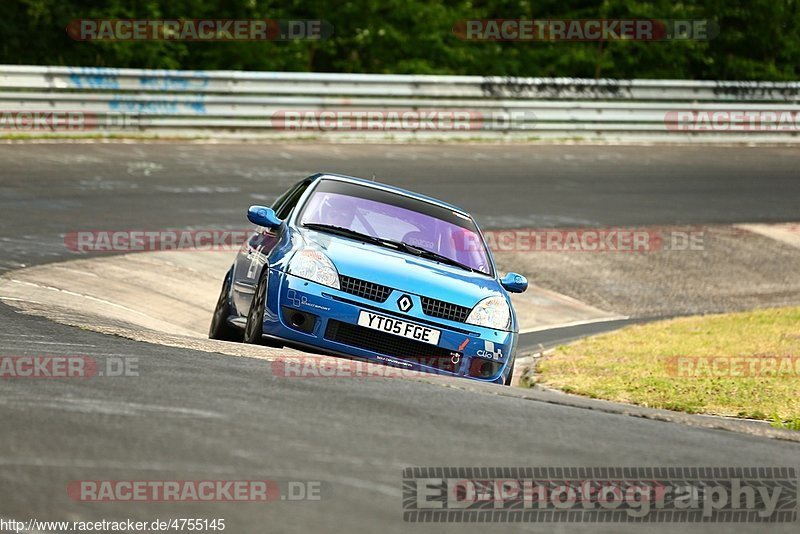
[534,307,800,425]
[771,415,800,431]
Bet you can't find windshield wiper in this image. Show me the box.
[302,223,399,249]
[396,242,482,274]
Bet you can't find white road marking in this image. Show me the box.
[735,222,800,249]
[0,340,98,347]
[0,397,223,418]
[0,296,44,304]
[519,315,629,334]
[8,280,157,320]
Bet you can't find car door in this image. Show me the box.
[232,178,313,315]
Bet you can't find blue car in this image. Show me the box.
[209,173,528,385]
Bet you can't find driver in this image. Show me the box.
[321,194,358,228]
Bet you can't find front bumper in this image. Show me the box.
[260,269,517,383]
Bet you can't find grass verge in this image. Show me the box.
[533,307,800,428]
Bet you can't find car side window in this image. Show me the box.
[276,181,311,219]
[271,182,301,214]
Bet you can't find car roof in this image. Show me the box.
[308,172,472,217]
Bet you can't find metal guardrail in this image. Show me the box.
[1,64,799,141]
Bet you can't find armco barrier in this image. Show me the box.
[0,65,799,141]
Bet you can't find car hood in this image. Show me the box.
[299,229,502,307]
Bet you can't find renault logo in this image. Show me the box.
[397,294,413,312]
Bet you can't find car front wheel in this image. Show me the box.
[209,268,243,342]
[503,355,516,386]
[243,270,282,347]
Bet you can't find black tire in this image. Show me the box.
[503,355,516,386]
[243,269,282,347]
[209,268,243,342]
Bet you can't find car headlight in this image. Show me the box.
[288,249,340,289]
[466,296,511,330]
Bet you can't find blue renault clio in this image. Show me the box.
[209,173,528,385]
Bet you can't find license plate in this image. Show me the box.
[357,311,441,345]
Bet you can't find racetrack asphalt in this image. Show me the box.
[1,142,799,532]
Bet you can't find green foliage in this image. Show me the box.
[2,0,798,79]
[772,414,800,431]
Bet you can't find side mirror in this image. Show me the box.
[247,205,282,230]
[500,272,528,293]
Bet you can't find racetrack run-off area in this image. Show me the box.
[1,142,800,533]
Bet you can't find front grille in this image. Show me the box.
[324,320,459,373]
[339,275,392,302]
[421,297,471,323]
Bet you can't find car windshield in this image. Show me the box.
[298,179,492,276]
